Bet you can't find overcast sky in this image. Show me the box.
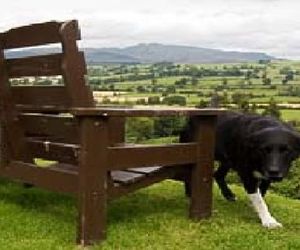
[1,0,300,59]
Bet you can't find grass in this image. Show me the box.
[0,179,299,249]
[281,109,300,121]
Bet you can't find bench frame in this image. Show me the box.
[0,20,223,245]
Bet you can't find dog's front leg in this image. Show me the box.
[248,189,282,229]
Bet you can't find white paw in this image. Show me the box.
[262,217,282,229]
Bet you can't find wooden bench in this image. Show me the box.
[0,20,223,245]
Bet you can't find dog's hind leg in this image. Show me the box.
[214,163,236,201]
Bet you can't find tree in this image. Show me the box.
[262,97,281,119]
[231,91,252,112]
[262,77,271,85]
[136,98,147,105]
[137,85,148,93]
[191,77,199,85]
[151,78,158,85]
[165,85,176,94]
[153,117,186,137]
[286,71,294,81]
[195,99,208,108]
[126,117,154,142]
[148,96,161,105]
[222,78,228,86]
[162,95,187,106]
[174,78,188,88]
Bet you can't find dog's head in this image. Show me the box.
[247,128,300,182]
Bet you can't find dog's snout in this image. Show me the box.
[266,170,283,181]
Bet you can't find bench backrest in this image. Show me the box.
[0,20,93,111]
[0,20,93,162]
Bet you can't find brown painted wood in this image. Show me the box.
[0,19,224,246]
[0,124,10,168]
[12,86,70,107]
[0,161,78,193]
[111,170,145,184]
[189,116,217,220]
[72,107,224,117]
[7,52,86,77]
[16,105,70,113]
[108,166,180,200]
[77,117,108,245]
[0,20,80,49]
[21,114,79,143]
[108,143,197,170]
[108,117,125,145]
[127,166,162,175]
[26,138,79,164]
[60,21,93,108]
[0,49,27,161]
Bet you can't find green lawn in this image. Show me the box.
[0,179,299,250]
[281,109,300,121]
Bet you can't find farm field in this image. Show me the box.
[87,60,300,124]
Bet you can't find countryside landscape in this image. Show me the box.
[2,0,300,248]
[3,42,300,249]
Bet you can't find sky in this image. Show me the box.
[1,0,300,59]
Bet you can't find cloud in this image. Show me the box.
[1,0,300,58]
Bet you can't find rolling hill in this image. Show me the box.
[6,43,275,64]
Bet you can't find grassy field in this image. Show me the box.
[0,179,299,250]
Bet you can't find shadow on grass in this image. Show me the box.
[0,178,261,231]
[0,178,75,221]
[0,179,190,225]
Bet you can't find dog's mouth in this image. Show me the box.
[265,172,284,182]
[268,176,283,182]
[253,171,284,182]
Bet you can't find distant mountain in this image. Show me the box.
[6,43,275,64]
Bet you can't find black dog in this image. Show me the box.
[181,111,300,228]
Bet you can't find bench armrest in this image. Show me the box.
[71,107,225,117]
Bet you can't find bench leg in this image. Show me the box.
[77,175,107,246]
[189,116,217,220]
[77,117,108,246]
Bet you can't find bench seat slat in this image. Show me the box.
[126,166,163,175]
[110,171,145,185]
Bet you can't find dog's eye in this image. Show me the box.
[279,145,289,153]
[262,146,272,154]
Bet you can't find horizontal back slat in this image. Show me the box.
[6,52,86,77]
[108,143,198,170]
[7,53,61,77]
[21,114,79,143]
[0,20,80,49]
[26,139,79,164]
[12,86,71,107]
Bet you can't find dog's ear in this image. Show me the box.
[294,131,300,155]
[245,129,268,146]
[244,131,261,150]
[285,129,300,158]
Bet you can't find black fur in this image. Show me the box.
[181,111,300,200]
